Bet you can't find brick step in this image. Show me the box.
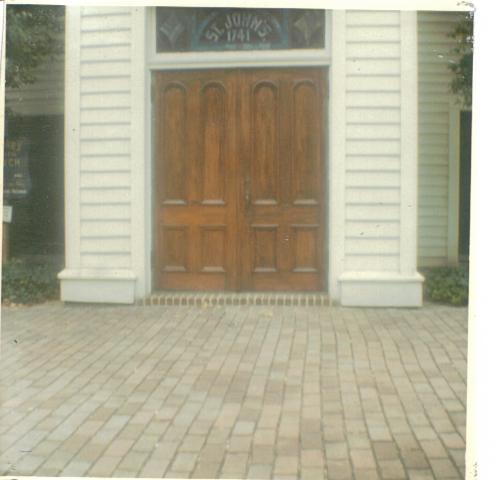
[138,292,331,307]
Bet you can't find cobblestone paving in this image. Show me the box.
[0,303,467,479]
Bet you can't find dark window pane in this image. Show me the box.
[156,8,325,53]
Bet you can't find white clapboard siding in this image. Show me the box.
[5,54,64,116]
[81,220,131,237]
[345,255,400,272]
[417,11,464,267]
[346,221,400,238]
[343,11,403,273]
[76,7,134,270]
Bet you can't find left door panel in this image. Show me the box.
[154,70,238,290]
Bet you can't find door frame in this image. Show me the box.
[145,7,333,294]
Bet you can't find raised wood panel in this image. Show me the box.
[200,83,227,204]
[291,225,319,272]
[200,226,227,273]
[251,225,278,273]
[292,81,319,204]
[161,83,187,203]
[161,226,188,272]
[251,82,279,204]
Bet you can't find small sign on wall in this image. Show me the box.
[3,206,13,224]
[4,137,31,199]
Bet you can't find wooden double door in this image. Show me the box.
[154,67,327,292]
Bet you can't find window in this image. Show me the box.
[156,8,325,53]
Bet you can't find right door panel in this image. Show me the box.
[238,68,326,291]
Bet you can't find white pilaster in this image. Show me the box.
[329,10,346,302]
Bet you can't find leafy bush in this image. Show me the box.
[423,266,469,306]
[2,258,60,305]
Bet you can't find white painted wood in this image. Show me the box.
[340,271,423,307]
[345,25,400,42]
[59,268,136,304]
[336,9,423,306]
[345,255,399,271]
[417,11,463,267]
[80,45,132,62]
[81,155,131,171]
[130,7,148,299]
[329,10,346,300]
[346,238,399,255]
[346,58,401,75]
[346,11,400,25]
[399,11,418,276]
[81,188,131,204]
[81,220,131,237]
[64,7,82,269]
[346,221,400,238]
[447,100,461,264]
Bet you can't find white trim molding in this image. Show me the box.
[63,7,81,270]
[447,100,461,265]
[58,269,137,304]
[340,272,424,307]
[400,10,418,277]
[329,10,345,302]
[130,7,148,298]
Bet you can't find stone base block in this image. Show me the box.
[339,272,424,307]
[58,269,136,304]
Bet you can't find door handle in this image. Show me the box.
[244,176,251,208]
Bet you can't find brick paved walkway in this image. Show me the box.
[0,303,466,479]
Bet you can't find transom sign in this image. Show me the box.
[154,68,327,291]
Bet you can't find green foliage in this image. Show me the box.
[424,266,469,306]
[6,5,64,90]
[448,8,474,108]
[2,258,60,305]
